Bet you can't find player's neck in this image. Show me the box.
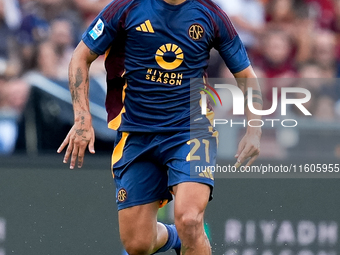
[163,0,187,5]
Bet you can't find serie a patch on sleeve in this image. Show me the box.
[89,19,104,40]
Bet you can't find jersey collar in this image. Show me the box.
[155,0,192,11]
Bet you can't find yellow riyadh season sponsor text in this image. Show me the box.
[146,69,183,86]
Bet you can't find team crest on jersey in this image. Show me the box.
[188,24,204,41]
[89,19,104,40]
[117,188,127,202]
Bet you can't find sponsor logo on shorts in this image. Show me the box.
[117,188,127,202]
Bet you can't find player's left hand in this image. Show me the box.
[234,131,261,168]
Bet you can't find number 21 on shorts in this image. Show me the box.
[186,138,210,163]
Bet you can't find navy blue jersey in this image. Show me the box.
[82,0,250,132]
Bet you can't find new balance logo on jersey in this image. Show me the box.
[136,20,154,33]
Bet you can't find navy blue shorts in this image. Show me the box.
[111,130,218,210]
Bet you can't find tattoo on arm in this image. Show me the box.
[244,89,262,99]
[74,68,83,88]
[70,68,83,103]
[244,89,263,108]
[89,49,98,56]
[69,67,90,108]
[68,49,93,115]
[245,97,263,107]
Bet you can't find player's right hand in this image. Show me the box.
[57,119,95,169]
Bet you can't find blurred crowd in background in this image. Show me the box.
[214,0,340,121]
[0,0,339,156]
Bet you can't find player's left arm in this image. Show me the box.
[210,3,262,167]
[233,66,262,167]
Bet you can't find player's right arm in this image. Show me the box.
[57,41,99,169]
[58,0,133,168]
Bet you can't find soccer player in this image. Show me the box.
[57,0,262,254]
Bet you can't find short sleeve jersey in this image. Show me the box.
[82,0,250,132]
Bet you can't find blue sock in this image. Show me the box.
[153,224,181,253]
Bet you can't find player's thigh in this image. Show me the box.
[118,201,159,247]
